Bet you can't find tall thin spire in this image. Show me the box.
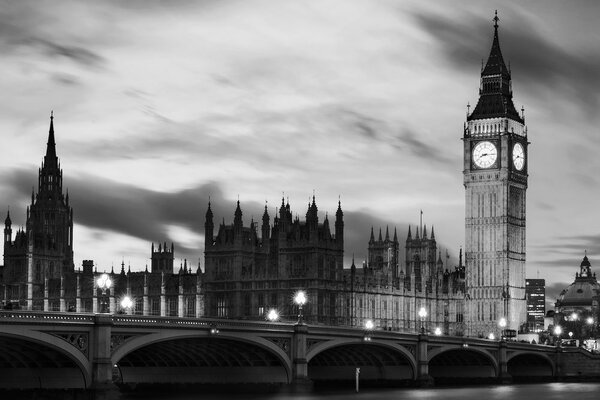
[45,111,57,163]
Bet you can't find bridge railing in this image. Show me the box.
[112,314,297,332]
[0,310,96,324]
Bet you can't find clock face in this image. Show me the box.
[472,141,497,169]
[512,142,525,171]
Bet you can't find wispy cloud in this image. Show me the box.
[413,7,600,116]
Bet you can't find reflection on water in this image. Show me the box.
[121,382,600,400]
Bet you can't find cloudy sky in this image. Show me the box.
[1,0,599,306]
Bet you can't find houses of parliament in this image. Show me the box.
[0,16,528,337]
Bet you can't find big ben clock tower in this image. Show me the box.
[464,13,528,336]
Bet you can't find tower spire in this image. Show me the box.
[46,111,57,163]
[468,11,522,123]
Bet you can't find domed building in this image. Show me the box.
[554,254,599,340]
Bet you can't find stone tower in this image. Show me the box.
[2,113,74,309]
[463,13,528,335]
[151,242,174,274]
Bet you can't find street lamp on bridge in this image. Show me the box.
[418,307,427,334]
[120,295,133,315]
[267,308,279,322]
[294,290,307,325]
[499,317,507,341]
[96,273,112,313]
[363,319,374,341]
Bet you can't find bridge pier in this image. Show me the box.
[91,314,120,399]
[554,343,562,381]
[290,323,313,392]
[416,333,434,387]
[497,340,512,384]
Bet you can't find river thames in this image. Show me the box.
[120,382,600,400]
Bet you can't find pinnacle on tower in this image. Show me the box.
[46,111,57,160]
[370,226,375,243]
[393,227,398,243]
[407,225,412,240]
[205,200,213,220]
[378,228,382,242]
[385,226,390,241]
[4,209,11,226]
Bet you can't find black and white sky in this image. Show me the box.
[1,0,599,306]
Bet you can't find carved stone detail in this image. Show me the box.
[402,344,416,357]
[48,332,89,356]
[110,334,139,351]
[264,337,291,356]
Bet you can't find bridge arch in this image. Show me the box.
[428,345,498,380]
[507,351,555,378]
[0,328,91,389]
[112,330,292,384]
[306,338,416,382]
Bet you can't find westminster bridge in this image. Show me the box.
[1,311,599,394]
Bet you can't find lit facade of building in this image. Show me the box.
[526,279,545,332]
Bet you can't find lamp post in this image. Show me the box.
[586,316,594,339]
[120,295,133,315]
[434,327,442,336]
[364,319,374,341]
[554,325,562,347]
[418,307,427,334]
[267,308,279,322]
[499,317,507,341]
[96,273,112,313]
[571,312,578,321]
[294,290,307,324]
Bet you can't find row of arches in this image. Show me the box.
[0,331,556,389]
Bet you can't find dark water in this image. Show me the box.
[120,382,600,400]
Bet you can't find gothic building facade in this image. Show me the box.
[2,114,74,309]
[463,14,528,336]
[203,198,345,324]
[202,198,465,334]
[343,225,465,335]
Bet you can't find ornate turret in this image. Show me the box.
[205,201,214,245]
[335,200,343,246]
[233,200,243,232]
[261,204,270,241]
[306,195,318,231]
[3,209,11,243]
